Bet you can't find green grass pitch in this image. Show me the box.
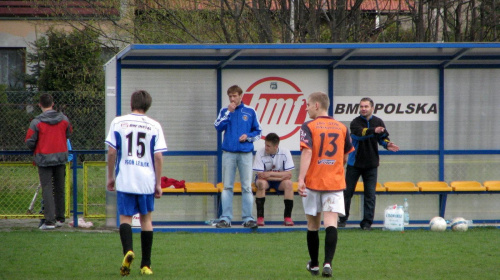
[0,226,498,279]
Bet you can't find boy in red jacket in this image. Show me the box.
[25,93,72,230]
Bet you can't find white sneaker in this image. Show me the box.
[55,221,64,228]
[39,223,55,230]
[322,263,332,277]
[306,261,319,276]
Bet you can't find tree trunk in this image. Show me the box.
[253,0,274,43]
[219,0,233,42]
[417,0,425,41]
[455,1,463,42]
[469,0,477,41]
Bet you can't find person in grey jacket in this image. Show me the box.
[25,93,72,230]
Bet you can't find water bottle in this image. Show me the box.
[403,198,409,226]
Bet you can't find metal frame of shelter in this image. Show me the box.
[112,42,500,178]
[109,42,500,222]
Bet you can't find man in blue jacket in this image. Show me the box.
[214,85,262,228]
[339,97,399,230]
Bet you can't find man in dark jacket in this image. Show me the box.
[26,93,72,230]
[339,97,399,230]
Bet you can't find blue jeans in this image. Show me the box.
[341,165,378,228]
[220,151,255,223]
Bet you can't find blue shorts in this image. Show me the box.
[254,176,283,194]
[117,191,155,216]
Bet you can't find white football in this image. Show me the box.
[429,216,447,232]
[451,217,468,232]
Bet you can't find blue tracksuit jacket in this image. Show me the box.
[214,102,262,153]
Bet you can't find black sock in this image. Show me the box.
[256,197,265,218]
[284,199,293,218]
[324,226,338,265]
[307,230,320,267]
[141,231,153,268]
[119,223,133,255]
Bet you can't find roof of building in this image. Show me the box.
[0,0,412,19]
[0,1,118,18]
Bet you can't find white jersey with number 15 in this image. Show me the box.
[105,113,167,194]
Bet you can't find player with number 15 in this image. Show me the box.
[105,90,168,276]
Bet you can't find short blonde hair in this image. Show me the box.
[309,92,329,111]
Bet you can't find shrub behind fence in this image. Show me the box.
[0,91,106,219]
[0,91,105,161]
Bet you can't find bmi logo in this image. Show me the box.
[242,77,307,140]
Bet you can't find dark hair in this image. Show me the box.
[39,93,53,108]
[360,97,374,107]
[131,90,152,112]
[265,132,280,146]
[227,85,243,95]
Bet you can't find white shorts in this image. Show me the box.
[302,189,345,217]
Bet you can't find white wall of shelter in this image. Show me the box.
[104,43,500,224]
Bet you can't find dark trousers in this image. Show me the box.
[341,165,378,228]
[38,164,66,224]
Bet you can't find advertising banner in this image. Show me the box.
[222,71,438,151]
[222,70,328,152]
[333,96,439,122]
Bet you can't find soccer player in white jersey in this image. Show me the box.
[105,90,167,276]
[253,132,295,226]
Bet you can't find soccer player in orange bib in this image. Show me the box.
[298,92,354,277]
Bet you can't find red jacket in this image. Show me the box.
[25,110,72,167]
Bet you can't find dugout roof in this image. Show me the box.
[115,42,500,69]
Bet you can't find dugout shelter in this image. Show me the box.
[104,43,500,229]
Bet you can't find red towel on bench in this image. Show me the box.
[161,176,185,189]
